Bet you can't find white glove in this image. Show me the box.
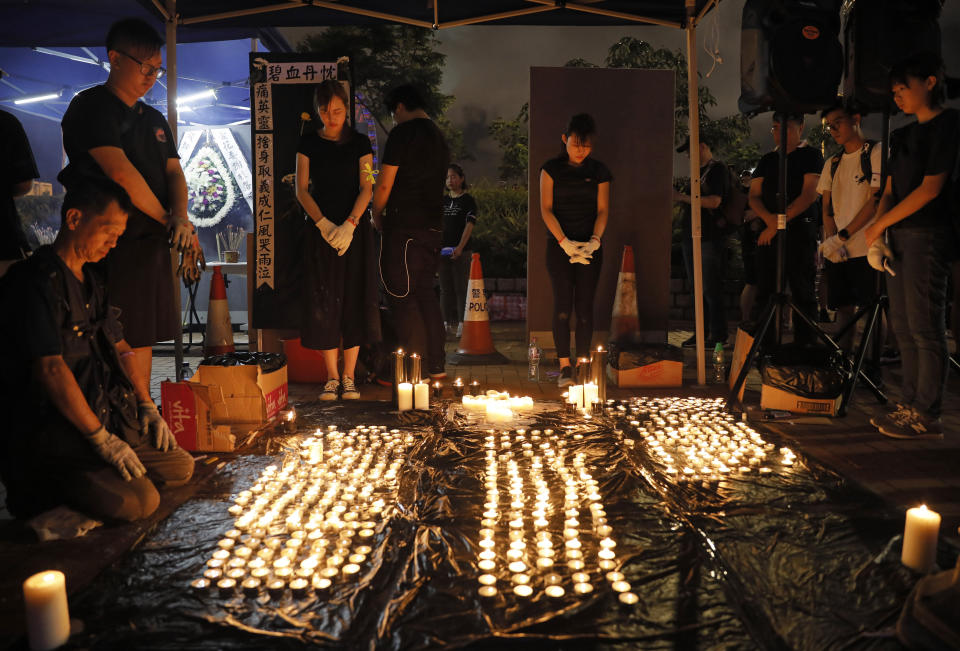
[168,214,196,252]
[570,254,592,265]
[582,235,601,256]
[138,401,178,451]
[86,426,146,482]
[329,220,356,256]
[818,234,847,263]
[867,238,896,276]
[559,237,588,259]
[315,218,341,252]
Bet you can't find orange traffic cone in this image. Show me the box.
[204,266,235,356]
[609,245,640,343]
[447,253,508,365]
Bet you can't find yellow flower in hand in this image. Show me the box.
[363,162,379,185]
[300,112,311,121]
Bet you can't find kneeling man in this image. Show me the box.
[0,176,194,522]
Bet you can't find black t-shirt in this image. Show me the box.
[61,85,178,240]
[681,159,731,241]
[753,145,824,221]
[382,118,449,231]
[889,108,960,230]
[297,129,373,225]
[442,193,478,248]
[541,156,612,241]
[1,109,39,259]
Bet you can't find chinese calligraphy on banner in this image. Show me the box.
[249,54,337,329]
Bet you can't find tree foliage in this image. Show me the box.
[297,26,469,160]
[488,103,529,185]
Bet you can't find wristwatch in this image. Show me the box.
[837,228,850,241]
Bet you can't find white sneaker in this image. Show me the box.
[341,376,360,400]
[319,378,339,401]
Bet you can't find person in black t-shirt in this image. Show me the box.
[865,53,959,440]
[296,80,375,401]
[539,114,611,387]
[0,109,39,276]
[674,133,731,348]
[372,85,450,378]
[439,164,477,336]
[748,112,823,345]
[59,18,204,393]
[0,178,194,522]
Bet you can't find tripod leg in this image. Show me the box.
[728,300,778,407]
[838,300,888,416]
[788,300,841,350]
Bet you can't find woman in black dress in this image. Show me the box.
[538,114,611,387]
[439,163,478,337]
[295,80,374,400]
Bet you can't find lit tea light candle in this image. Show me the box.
[217,577,237,597]
[478,574,497,586]
[513,584,533,597]
[478,586,497,598]
[573,582,593,594]
[619,592,639,605]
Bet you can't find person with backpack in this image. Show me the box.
[674,133,735,349]
[817,100,883,355]
[865,52,959,440]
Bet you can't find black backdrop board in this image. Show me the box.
[527,67,674,351]
[250,53,338,329]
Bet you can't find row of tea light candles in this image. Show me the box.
[473,426,638,604]
[192,425,411,599]
[614,396,944,572]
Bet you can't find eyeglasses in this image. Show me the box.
[824,118,849,131]
[115,49,165,79]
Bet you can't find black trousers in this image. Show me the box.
[751,218,818,345]
[545,238,603,360]
[4,441,194,522]
[380,229,446,373]
[302,222,367,350]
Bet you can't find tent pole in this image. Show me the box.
[686,1,707,385]
[166,0,184,382]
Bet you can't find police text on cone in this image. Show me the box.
[204,266,235,356]
[458,253,496,354]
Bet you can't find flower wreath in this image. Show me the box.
[185,145,237,228]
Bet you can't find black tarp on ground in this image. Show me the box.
[61,399,946,650]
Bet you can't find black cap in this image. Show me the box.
[676,133,715,153]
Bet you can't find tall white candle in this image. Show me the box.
[902,504,940,573]
[397,382,413,412]
[414,382,430,410]
[23,570,70,651]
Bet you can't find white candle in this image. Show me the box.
[569,385,583,408]
[397,382,413,411]
[414,382,430,410]
[902,504,940,573]
[23,570,70,651]
[583,382,599,408]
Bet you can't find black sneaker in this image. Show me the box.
[558,366,573,388]
[875,407,943,440]
[319,378,340,401]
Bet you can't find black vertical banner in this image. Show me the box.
[249,53,338,329]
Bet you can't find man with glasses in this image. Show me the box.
[816,100,882,357]
[60,18,202,392]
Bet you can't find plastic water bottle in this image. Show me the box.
[713,342,726,384]
[528,337,541,381]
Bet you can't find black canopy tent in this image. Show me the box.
[0,0,721,384]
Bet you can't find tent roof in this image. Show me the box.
[0,1,720,47]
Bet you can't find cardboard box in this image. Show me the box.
[161,362,288,451]
[607,359,683,387]
[760,383,841,416]
[728,327,755,401]
[191,362,288,427]
[161,381,236,451]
